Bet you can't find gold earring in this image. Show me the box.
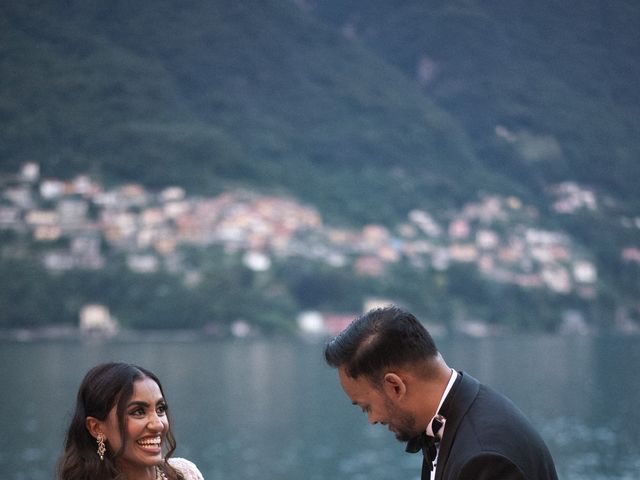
[96,433,106,461]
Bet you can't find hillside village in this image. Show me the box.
[1,163,613,308]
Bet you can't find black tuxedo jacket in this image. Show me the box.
[434,372,558,480]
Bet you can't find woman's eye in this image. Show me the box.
[129,408,145,416]
[157,403,168,415]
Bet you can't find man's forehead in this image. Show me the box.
[338,367,374,397]
[337,366,358,386]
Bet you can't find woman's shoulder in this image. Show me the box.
[167,457,204,480]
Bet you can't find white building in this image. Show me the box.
[79,304,118,336]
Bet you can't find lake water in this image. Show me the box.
[1,334,639,480]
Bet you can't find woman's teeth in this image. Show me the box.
[137,437,161,447]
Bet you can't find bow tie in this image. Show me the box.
[406,416,444,476]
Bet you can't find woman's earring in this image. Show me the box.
[96,433,106,461]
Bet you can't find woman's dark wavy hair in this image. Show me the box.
[57,362,184,480]
[324,305,438,382]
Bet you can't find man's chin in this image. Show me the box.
[394,431,413,443]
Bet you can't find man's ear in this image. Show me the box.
[85,417,104,440]
[382,372,407,399]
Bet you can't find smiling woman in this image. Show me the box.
[56,362,203,480]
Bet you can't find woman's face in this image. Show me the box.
[101,377,169,477]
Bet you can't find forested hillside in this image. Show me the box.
[1,0,638,333]
[1,0,513,224]
[311,0,640,207]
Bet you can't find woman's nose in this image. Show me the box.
[147,413,164,430]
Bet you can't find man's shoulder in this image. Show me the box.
[445,377,557,479]
[455,373,527,424]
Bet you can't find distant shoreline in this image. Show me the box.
[0,326,246,343]
[1,325,637,343]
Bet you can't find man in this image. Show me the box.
[324,305,558,480]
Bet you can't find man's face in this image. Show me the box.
[338,367,418,442]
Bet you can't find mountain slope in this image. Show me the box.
[1,0,514,224]
[1,0,639,331]
[309,0,640,208]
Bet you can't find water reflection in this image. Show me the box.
[0,335,639,480]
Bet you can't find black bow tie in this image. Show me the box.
[406,417,444,477]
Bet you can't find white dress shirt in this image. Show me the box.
[426,369,458,480]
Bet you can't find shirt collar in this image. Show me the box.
[426,369,457,438]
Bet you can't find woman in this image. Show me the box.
[57,362,204,480]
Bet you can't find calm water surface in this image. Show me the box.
[1,334,639,480]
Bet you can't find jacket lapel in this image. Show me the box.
[434,372,480,480]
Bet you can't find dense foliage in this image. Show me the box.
[0,247,597,333]
[0,0,510,224]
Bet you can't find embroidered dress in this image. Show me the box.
[168,457,205,480]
